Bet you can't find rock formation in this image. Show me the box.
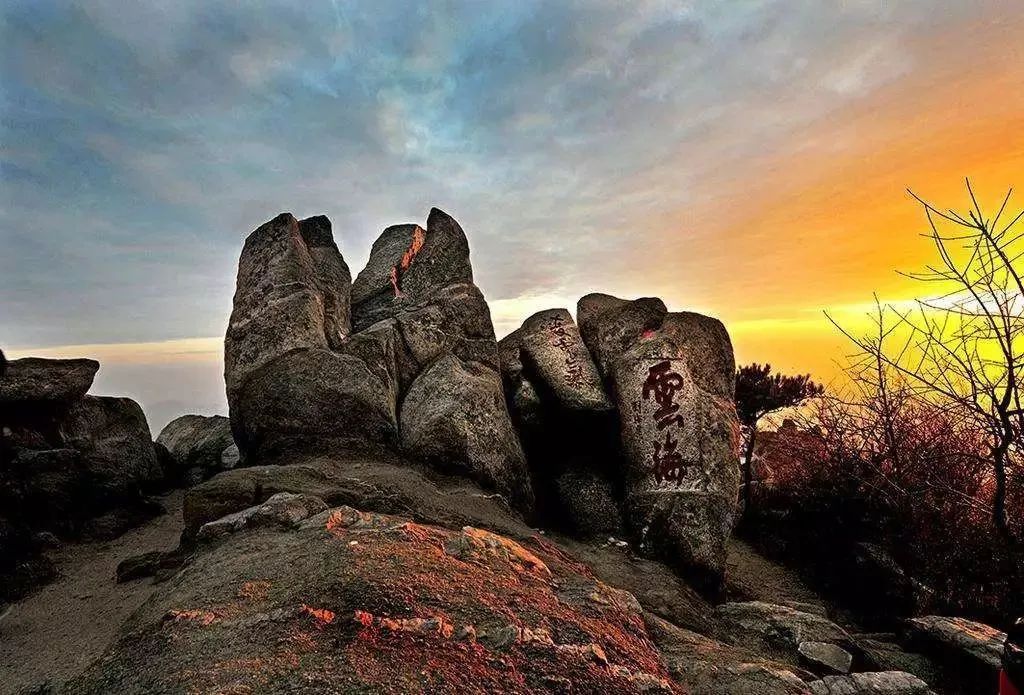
[577,293,741,589]
[224,208,534,513]
[30,205,966,694]
[0,356,164,602]
[155,414,238,486]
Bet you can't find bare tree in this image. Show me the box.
[830,180,1023,540]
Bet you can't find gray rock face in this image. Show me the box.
[156,415,236,485]
[400,355,533,513]
[224,212,352,403]
[351,208,473,332]
[579,293,740,587]
[196,492,328,541]
[498,309,622,536]
[0,357,99,404]
[62,395,163,500]
[714,601,852,671]
[808,671,935,695]
[904,615,1004,684]
[514,309,611,412]
[577,293,668,377]
[645,612,810,694]
[223,209,531,517]
[230,348,398,462]
[798,641,853,675]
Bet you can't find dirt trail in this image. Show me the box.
[726,537,831,608]
[0,490,185,694]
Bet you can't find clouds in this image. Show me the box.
[0,0,1009,350]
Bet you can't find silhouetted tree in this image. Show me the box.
[830,180,1023,541]
[735,363,823,511]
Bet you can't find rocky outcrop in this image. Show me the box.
[63,503,679,694]
[807,671,935,694]
[498,310,621,537]
[61,395,163,501]
[645,611,810,694]
[0,357,99,405]
[155,414,236,486]
[577,293,741,589]
[224,208,533,513]
[904,615,1005,690]
[0,357,164,602]
[714,601,854,675]
[224,213,384,463]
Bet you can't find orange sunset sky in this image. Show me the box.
[3,2,1023,428]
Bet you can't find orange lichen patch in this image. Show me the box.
[237,580,271,602]
[324,506,404,539]
[390,225,426,297]
[165,609,220,626]
[444,526,551,577]
[300,604,336,627]
[353,610,456,639]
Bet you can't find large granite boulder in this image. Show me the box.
[0,357,99,404]
[399,355,533,512]
[63,504,678,694]
[513,308,611,413]
[0,357,101,450]
[498,310,621,535]
[904,615,1004,691]
[223,213,402,463]
[155,415,237,485]
[577,293,740,589]
[224,213,352,401]
[230,347,398,462]
[714,601,854,675]
[62,395,163,500]
[0,358,164,602]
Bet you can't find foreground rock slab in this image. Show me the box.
[807,671,935,694]
[63,504,679,694]
[904,615,1005,690]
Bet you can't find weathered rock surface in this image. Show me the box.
[798,641,853,675]
[196,492,328,541]
[224,213,352,400]
[645,611,810,694]
[181,452,534,540]
[577,293,741,588]
[904,615,1004,688]
[400,355,533,512]
[351,209,473,332]
[230,347,398,462]
[0,357,99,404]
[807,671,935,694]
[854,636,941,687]
[0,357,165,603]
[63,504,679,694]
[714,601,853,672]
[62,396,163,499]
[155,414,236,485]
[513,308,611,412]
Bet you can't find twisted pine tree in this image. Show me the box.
[735,363,823,513]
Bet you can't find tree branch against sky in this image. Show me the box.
[829,181,1023,539]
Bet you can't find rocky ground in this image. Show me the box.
[0,491,185,693]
